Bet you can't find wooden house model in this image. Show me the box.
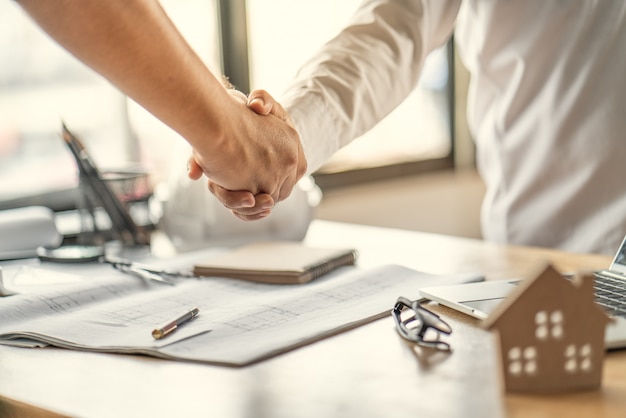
[483,264,611,393]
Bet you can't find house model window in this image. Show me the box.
[564,343,593,374]
[484,264,611,393]
[507,345,537,376]
[535,309,564,340]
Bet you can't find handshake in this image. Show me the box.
[186,88,307,222]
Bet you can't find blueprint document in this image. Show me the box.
[0,263,481,366]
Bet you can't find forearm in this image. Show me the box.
[281,0,461,173]
[16,0,235,154]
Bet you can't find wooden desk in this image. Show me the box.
[1,220,624,418]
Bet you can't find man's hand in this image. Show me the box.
[16,0,305,217]
[188,89,306,221]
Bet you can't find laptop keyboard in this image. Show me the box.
[594,271,626,318]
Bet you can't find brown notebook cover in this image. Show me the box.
[193,241,358,284]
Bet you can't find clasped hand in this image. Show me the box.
[187,89,306,221]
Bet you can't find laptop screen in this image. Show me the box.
[610,235,626,274]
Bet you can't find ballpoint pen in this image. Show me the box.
[152,307,200,339]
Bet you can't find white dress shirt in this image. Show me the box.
[281,0,626,255]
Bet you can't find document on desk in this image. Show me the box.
[0,263,481,366]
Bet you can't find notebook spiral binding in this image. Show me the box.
[304,250,359,282]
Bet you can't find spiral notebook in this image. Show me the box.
[192,241,358,284]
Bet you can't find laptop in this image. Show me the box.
[420,235,626,349]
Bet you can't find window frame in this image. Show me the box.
[218,0,463,190]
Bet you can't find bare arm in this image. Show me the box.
[16,0,305,202]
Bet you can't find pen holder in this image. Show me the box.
[100,169,152,205]
[75,167,153,247]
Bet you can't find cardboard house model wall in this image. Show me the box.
[483,264,612,393]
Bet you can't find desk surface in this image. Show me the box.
[1,220,624,418]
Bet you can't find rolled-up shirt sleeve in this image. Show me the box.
[280,0,461,173]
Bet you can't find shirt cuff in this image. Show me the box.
[282,90,341,176]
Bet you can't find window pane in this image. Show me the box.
[0,1,222,207]
[0,2,135,206]
[246,0,452,174]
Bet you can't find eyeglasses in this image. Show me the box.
[391,296,452,351]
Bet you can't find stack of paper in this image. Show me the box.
[0,260,481,366]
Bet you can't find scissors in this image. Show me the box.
[101,256,195,286]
